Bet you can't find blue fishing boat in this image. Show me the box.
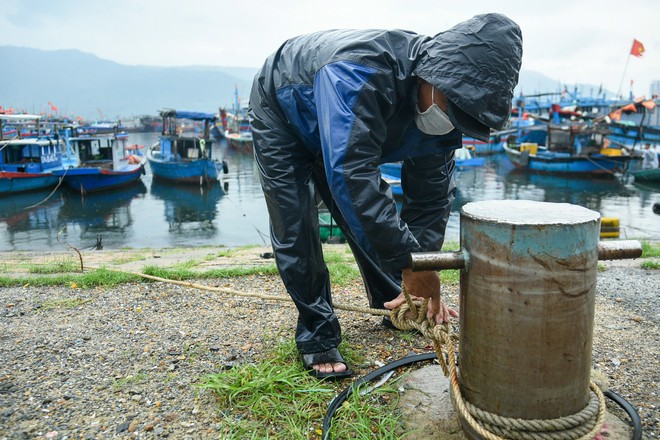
[503,122,632,175]
[609,121,660,148]
[379,147,483,193]
[53,124,145,193]
[147,109,228,185]
[0,114,67,194]
[607,99,660,148]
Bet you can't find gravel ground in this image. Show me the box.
[0,247,658,439]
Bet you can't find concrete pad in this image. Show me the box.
[397,365,634,440]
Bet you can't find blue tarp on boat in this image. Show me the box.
[159,110,216,121]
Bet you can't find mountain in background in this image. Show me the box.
[0,46,612,121]
[0,46,256,121]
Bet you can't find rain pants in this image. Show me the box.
[249,13,522,354]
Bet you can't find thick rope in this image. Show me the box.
[86,265,605,439]
[84,265,389,316]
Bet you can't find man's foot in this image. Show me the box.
[310,361,348,375]
[300,347,352,380]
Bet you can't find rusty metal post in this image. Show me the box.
[409,200,642,436]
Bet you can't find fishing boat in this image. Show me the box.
[631,168,660,183]
[53,124,146,193]
[147,109,228,185]
[607,98,660,148]
[379,147,483,193]
[0,114,68,194]
[503,122,632,175]
[463,112,538,155]
[220,86,254,154]
[224,122,253,153]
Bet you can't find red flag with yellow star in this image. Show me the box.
[630,39,645,57]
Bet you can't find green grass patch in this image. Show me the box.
[597,263,607,272]
[441,241,460,251]
[27,260,79,274]
[321,249,366,287]
[440,269,460,286]
[142,264,279,281]
[641,241,660,258]
[198,340,401,439]
[0,268,141,288]
[641,260,660,270]
[171,259,202,270]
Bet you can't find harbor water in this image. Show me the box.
[0,132,658,252]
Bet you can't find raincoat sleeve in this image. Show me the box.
[400,153,456,252]
[314,61,423,272]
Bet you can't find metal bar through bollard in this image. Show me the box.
[410,240,642,272]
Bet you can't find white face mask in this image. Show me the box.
[414,86,455,136]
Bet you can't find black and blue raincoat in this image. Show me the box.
[249,13,522,354]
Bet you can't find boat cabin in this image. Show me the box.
[157,110,215,161]
[0,114,64,173]
[65,124,130,170]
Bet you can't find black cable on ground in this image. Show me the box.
[322,352,436,440]
[323,353,644,440]
[604,390,643,440]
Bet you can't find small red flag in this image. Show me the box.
[630,39,645,57]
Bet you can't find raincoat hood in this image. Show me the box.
[414,13,523,140]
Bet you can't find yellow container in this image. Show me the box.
[600,147,622,156]
[600,217,620,238]
[520,143,538,155]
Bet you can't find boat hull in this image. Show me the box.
[0,171,59,195]
[226,134,254,154]
[503,146,631,175]
[148,155,220,185]
[463,138,504,155]
[632,168,660,183]
[56,165,145,193]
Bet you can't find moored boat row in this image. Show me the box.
[1,109,231,196]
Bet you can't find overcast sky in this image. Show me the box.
[2,0,658,98]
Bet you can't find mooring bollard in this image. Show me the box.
[409,200,642,437]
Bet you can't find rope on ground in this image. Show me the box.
[86,265,605,439]
[84,265,389,317]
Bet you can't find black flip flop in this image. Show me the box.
[300,347,353,380]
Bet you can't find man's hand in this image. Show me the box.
[383,269,458,324]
